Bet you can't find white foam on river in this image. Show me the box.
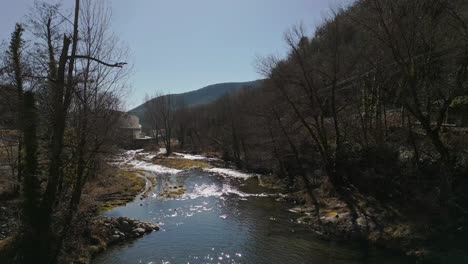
[173,152,219,161]
[110,149,182,174]
[114,149,258,180]
[110,149,285,201]
[180,183,278,200]
[203,168,256,179]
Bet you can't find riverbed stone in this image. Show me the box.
[92,216,159,246]
[133,227,146,236]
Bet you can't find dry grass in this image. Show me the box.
[85,167,146,212]
[152,157,212,170]
[59,167,153,263]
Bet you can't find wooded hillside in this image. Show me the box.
[165,0,468,251]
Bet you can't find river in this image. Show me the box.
[94,150,410,264]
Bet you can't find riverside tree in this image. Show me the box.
[173,0,468,229]
[144,92,179,155]
[1,0,130,262]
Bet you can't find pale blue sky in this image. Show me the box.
[1,0,349,109]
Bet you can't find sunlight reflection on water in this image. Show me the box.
[95,151,411,264]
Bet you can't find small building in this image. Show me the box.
[117,113,153,149]
[119,113,142,139]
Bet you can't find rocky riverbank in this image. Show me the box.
[0,162,159,263]
[76,217,159,263]
[69,165,160,263]
[58,216,159,264]
[130,149,447,262]
[164,149,464,263]
[285,187,468,263]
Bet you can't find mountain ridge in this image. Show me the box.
[129,80,263,120]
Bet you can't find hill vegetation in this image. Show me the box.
[129,80,263,121]
[151,0,468,259]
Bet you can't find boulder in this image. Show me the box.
[133,227,146,236]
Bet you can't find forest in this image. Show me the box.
[154,0,468,208]
[143,0,468,258]
[1,0,468,263]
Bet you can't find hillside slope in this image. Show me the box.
[129,80,263,120]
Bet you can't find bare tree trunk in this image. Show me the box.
[38,36,71,263]
[39,0,80,259]
[266,123,288,181]
[19,92,41,264]
[272,109,322,226]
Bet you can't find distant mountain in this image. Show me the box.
[129,80,263,121]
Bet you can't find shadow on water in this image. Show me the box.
[93,170,412,264]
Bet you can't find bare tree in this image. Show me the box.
[54,0,130,259]
[145,92,177,155]
[356,0,468,206]
[5,0,131,262]
[144,93,160,145]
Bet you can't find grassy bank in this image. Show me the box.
[0,163,155,263]
[85,167,147,212]
[61,165,157,263]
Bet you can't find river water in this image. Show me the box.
[94,151,410,264]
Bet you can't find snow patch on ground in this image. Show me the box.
[126,159,182,174]
[135,152,156,160]
[112,149,260,178]
[124,149,144,156]
[112,149,181,174]
[157,148,167,155]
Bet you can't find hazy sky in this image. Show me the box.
[1,0,347,109]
